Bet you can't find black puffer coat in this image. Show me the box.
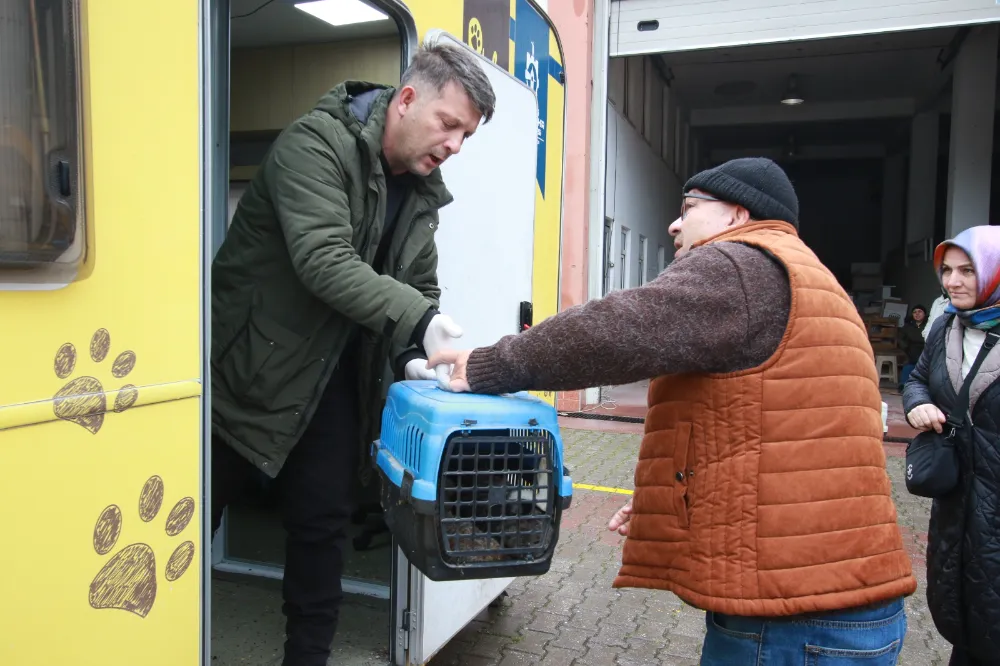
[903,315,1000,658]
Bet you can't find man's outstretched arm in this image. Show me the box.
[436,242,789,395]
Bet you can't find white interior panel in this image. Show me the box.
[611,0,1000,56]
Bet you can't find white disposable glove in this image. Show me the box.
[404,358,437,381]
[422,314,464,388]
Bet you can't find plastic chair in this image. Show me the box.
[875,354,898,385]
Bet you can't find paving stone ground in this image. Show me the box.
[426,426,952,666]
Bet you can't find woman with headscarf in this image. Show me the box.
[897,303,928,389]
[903,225,1000,665]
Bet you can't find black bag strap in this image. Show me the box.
[946,330,1000,431]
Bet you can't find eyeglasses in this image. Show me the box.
[680,192,722,219]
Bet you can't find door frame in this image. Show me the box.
[200,2,558,663]
[199,0,419,663]
[602,216,614,296]
[198,0,227,663]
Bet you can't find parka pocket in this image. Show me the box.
[216,308,323,412]
[672,422,694,528]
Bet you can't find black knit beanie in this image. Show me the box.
[683,157,799,228]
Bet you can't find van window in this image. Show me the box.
[0,0,85,270]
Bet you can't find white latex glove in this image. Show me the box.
[404,358,437,381]
[422,314,464,388]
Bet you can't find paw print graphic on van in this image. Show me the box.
[89,475,196,618]
[53,328,138,433]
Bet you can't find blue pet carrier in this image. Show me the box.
[372,381,573,581]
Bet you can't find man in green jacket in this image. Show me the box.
[210,42,495,665]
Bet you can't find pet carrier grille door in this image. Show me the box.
[439,430,557,568]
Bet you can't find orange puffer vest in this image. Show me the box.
[613,221,916,616]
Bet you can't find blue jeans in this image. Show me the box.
[701,597,906,665]
[899,364,915,390]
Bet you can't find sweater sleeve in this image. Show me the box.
[465,242,790,394]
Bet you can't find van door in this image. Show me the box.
[391,29,540,665]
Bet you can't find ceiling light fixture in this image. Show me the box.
[294,0,388,27]
[781,74,804,106]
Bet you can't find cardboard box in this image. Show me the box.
[851,262,883,276]
[853,290,881,310]
[864,315,898,325]
[883,302,908,323]
[852,276,882,291]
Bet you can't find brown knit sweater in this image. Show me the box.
[466,242,791,394]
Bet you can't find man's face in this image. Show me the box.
[387,80,483,176]
[667,189,746,257]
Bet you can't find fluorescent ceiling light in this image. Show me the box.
[294,0,388,26]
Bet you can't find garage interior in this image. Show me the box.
[596,22,1000,416]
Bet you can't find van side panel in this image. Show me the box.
[0,0,202,664]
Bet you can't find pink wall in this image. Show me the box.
[547,0,593,412]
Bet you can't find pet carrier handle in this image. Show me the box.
[400,469,414,503]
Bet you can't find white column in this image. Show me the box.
[946,25,999,238]
[588,0,611,304]
[905,112,939,246]
[881,154,906,261]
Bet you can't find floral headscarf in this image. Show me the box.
[934,225,1000,330]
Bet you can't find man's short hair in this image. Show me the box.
[400,41,496,124]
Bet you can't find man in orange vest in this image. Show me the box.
[428,157,916,664]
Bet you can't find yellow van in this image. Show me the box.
[0,0,565,664]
